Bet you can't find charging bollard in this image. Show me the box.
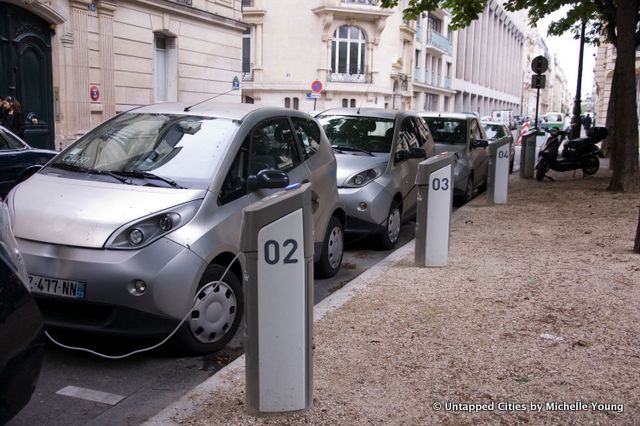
[239,182,314,415]
[414,152,455,267]
[519,129,538,178]
[487,139,510,204]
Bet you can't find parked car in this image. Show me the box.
[0,125,57,198]
[542,112,564,130]
[317,108,435,249]
[0,199,45,424]
[420,112,489,205]
[6,103,346,355]
[482,121,515,173]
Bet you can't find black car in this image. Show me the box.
[0,199,45,424]
[0,126,57,198]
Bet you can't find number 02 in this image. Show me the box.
[264,239,299,265]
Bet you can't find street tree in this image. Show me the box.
[381,0,640,252]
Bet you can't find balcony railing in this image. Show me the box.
[329,66,371,83]
[427,29,452,55]
[341,0,379,5]
[416,25,423,40]
[242,63,254,81]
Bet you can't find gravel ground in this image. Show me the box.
[162,169,640,426]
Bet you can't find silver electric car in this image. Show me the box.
[317,108,435,249]
[7,103,345,354]
[420,112,489,205]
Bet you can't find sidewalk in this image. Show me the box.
[145,169,640,425]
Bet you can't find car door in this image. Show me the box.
[468,118,489,185]
[215,117,310,249]
[0,129,29,196]
[392,117,423,218]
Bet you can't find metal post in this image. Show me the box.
[240,183,314,415]
[571,20,586,139]
[414,153,455,267]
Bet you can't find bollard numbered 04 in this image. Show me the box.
[487,139,510,204]
[414,153,455,267]
[240,183,314,415]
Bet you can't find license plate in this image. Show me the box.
[28,274,86,300]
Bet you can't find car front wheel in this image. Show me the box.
[378,201,401,250]
[173,264,243,355]
[315,216,344,278]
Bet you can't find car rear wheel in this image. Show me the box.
[378,201,401,250]
[315,216,344,278]
[173,264,243,355]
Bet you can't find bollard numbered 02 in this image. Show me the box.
[487,139,510,204]
[240,183,314,415]
[414,153,455,267]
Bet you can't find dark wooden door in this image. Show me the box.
[0,3,54,149]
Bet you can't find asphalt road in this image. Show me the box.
[8,222,418,426]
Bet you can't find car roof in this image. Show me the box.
[419,112,471,120]
[481,121,507,126]
[128,102,312,121]
[317,107,416,119]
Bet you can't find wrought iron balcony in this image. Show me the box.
[329,66,371,83]
[242,63,254,81]
[341,0,379,5]
[426,29,452,55]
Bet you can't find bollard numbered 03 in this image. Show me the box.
[414,153,455,267]
[240,183,314,415]
[487,139,510,204]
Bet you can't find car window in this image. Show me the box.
[49,113,238,189]
[399,118,419,150]
[219,139,249,205]
[470,120,483,142]
[422,117,467,145]
[318,115,395,153]
[483,124,506,139]
[414,118,431,147]
[0,130,27,150]
[249,118,301,174]
[292,117,321,159]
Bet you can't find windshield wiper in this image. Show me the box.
[331,145,374,156]
[116,170,185,189]
[49,163,133,185]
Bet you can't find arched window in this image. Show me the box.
[331,26,366,77]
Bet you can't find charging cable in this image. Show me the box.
[44,253,241,360]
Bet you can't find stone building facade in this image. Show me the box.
[0,0,246,150]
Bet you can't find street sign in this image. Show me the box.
[232,76,240,90]
[531,55,548,74]
[305,93,321,100]
[531,74,546,89]
[310,80,323,93]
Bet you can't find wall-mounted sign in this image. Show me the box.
[232,76,240,90]
[89,85,100,102]
[310,80,323,94]
[88,3,97,12]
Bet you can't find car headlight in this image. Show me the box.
[105,200,201,249]
[344,168,381,188]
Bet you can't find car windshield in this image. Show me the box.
[483,124,506,139]
[422,117,467,144]
[318,115,395,153]
[546,114,562,122]
[49,113,238,189]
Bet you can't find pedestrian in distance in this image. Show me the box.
[1,96,26,138]
[563,115,572,132]
[582,113,592,133]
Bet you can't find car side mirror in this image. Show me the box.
[247,169,289,191]
[471,139,489,149]
[394,150,409,163]
[408,147,426,159]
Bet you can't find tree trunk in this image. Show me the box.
[602,76,616,162]
[607,0,640,193]
[635,207,640,253]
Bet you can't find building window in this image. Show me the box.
[242,27,253,81]
[154,33,177,102]
[425,93,438,111]
[331,26,367,81]
[350,99,356,107]
[293,97,299,110]
[427,15,442,34]
[244,96,254,104]
[285,97,291,108]
[342,98,348,107]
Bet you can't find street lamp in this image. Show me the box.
[570,20,586,139]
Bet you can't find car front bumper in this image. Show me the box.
[338,181,393,234]
[17,237,208,337]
